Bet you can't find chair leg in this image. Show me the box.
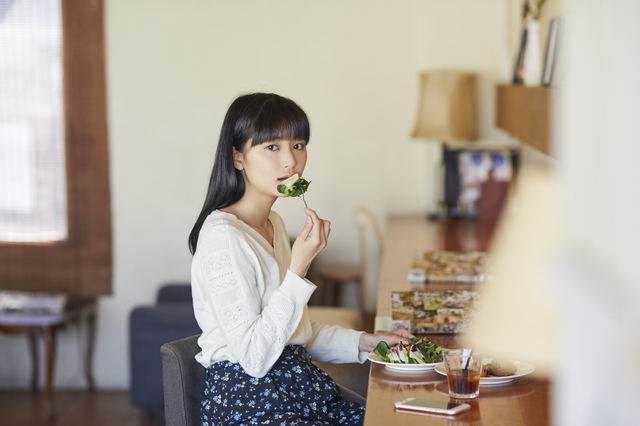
[356,279,365,313]
[85,309,97,391]
[331,279,341,306]
[322,278,336,306]
[319,277,330,305]
[42,325,57,420]
[28,332,39,391]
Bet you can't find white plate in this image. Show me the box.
[434,359,535,386]
[366,353,439,372]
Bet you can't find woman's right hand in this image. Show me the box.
[290,208,331,278]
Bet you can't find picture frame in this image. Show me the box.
[541,17,562,86]
[442,146,518,219]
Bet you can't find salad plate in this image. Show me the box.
[434,359,535,385]
[377,367,442,385]
[368,337,444,372]
[367,353,438,372]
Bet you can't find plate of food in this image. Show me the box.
[434,357,535,385]
[366,337,444,372]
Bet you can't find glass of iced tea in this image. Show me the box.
[443,349,483,399]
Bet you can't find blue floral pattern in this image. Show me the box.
[200,345,364,426]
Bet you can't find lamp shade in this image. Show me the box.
[412,71,478,142]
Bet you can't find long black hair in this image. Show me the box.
[188,93,310,254]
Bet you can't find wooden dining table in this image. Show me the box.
[364,214,550,426]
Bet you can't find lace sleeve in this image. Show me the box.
[195,220,315,377]
[305,320,367,364]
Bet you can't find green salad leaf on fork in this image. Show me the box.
[277,174,311,207]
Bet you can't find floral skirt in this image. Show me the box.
[200,345,365,426]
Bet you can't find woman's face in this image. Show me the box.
[234,138,308,199]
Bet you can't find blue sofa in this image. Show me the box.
[129,283,201,424]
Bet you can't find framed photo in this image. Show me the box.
[542,17,562,86]
[442,146,518,219]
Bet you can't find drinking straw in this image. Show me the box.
[460,349,472,394]
[463,349,472,371]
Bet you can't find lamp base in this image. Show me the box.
[427,201,449,222]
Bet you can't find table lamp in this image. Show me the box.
[412,71,479,219]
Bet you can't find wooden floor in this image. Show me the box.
[0,390,161,426]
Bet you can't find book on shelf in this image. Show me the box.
[391,290,480,334]
[407,250,489,283]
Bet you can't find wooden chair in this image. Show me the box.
[309,206,384,332]
[352,206,384,315]
[312,266,363,308]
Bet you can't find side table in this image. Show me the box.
[0,296,97,420]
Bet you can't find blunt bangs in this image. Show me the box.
[248,96,310,146]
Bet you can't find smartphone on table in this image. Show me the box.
[394,398,471,416]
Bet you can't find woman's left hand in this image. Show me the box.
[358,328,415,353]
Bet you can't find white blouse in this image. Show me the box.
[191,210,367,378]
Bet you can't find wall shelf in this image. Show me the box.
[496,85,552,156]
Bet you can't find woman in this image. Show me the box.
[189,93,412,426]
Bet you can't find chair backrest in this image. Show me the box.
[353,206,384,314]
[161,334,206,426]
[157,283,193,304]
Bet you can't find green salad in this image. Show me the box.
[277,174,310,197]
[277,174,310,208]
[372,337,443,364]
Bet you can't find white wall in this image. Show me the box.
[553,2,640,422]
[0,0,510,389]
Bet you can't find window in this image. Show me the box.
[0,0,111,295]
[0,0,67,242]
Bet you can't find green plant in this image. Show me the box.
[529,0,547,21]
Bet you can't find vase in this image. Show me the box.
[523,20,542,86]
